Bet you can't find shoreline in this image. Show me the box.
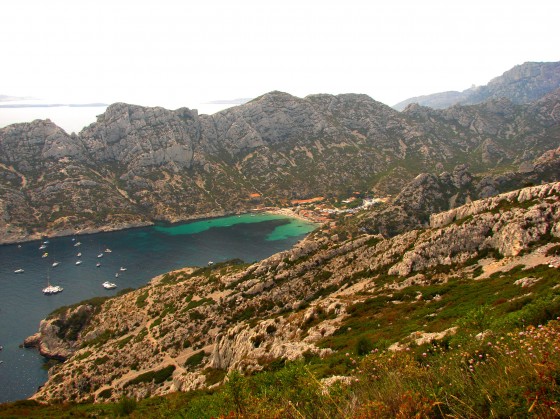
[0,207,323,247]
[261,206,324,225]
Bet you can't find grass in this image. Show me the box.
[4,319,560,418]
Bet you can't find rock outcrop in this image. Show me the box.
[358,147,560,238]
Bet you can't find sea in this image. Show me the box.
[0,213,317,403]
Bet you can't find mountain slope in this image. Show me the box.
[393,61,560,110]
[1,87,559,244]
[26,181,560,403]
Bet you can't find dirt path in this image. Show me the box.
[0,162,27,188]
[478,244,557,279]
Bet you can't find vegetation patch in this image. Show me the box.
[124,365,176,388]
[184,351,206,370]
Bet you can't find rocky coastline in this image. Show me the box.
[24,181,560,403]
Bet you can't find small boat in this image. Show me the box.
[208,261,214,266]
[43,240,50,244]
[97,253,103,258]
[43,284,63,295]
[96,262,101,267]
[39,244,47,250]
[42,252,48,258]
[74,242,81,247]
[115,272,119,278]
[52,261,60,268]
[77,252,82,257]
[75,260,82,265]
[14,268,24,274]
[18,244,21,248]
[43,271,63,295]
[102,281,117,290]
[104,248,112,253]
[119,267,127,271]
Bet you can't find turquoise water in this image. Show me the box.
[154,213,313,241]
[0,214,317,403]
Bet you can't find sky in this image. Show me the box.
[1,0,559,111]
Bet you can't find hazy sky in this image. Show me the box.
[2,0,559,109]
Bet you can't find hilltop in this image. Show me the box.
[393,61,560,110]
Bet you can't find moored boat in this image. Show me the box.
[42,271,63,295]
[14,268,24,274]
[102,281,117,289]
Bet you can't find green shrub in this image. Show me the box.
[124,365,176,387]
[115,396,137,416]
[184,351,206,370]
[355,336,374,356]
[98,388,113,399]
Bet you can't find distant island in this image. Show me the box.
[0,103,108,108]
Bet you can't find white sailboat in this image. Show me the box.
[102,281,117,289]
[42,271,63,295]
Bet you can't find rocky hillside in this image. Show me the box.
[26,181,560,403]
[393,61,560,110]
[358,146,560,237]
[2,83,560,243]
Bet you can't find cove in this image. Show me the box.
[0,213,317,403]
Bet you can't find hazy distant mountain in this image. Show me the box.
[205,98,252,105]
[0,103,108,108]
[393,61,560,110]
[0,94,33,102]
[1,83,559,243]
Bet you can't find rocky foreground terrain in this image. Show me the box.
[1,62,560,244]
[25,181,560,403]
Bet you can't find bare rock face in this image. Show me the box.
[24,304,95,361]
[209,319,331,372]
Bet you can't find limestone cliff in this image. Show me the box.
[1,80,560,244]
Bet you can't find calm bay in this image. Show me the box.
[0,213,316,403]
